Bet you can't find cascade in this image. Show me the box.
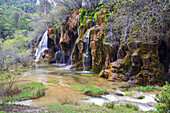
[83,26,95,70]
[34,30,48,62]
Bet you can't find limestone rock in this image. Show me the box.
[60,10,79,57]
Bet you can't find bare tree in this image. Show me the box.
[54,0,83,10]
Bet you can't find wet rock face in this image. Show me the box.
[48,28,60,53]
[71,8,118,72]
[60,10,79,57]
[41,49,54,63]
[101,41,167,86]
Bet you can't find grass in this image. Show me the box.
[71,84,107,96]
[48,81,57,84]
[126,103,139,111]
[104,102,115,109]
[0,103,39,112]
[135,86,158,92]
[124,91,133,96]
[0,103,143,113]
[6,83,48,102]
[46,104,139,113]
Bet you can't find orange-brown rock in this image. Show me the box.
[86,19,93,30]
[42,49,54,63]
[97,8,108,26]
[108,73,119,81]
[60,10,79,57]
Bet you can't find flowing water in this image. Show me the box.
[13,64,157,111]
[83,27,95,70]
[34,31,48,62]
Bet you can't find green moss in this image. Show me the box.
[94,12,99,23]
[103,37,106,44]
[105,14,110,23]
[53,24,59,30]
[80,9,88,23]
[98,3,104,6]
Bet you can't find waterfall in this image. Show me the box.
[83,26,94,70]
[34,30,48,62]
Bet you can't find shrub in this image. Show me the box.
[0,74,20,104]
[155,82,170,113]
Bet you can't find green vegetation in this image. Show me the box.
[104,102,115,109]
[94,12,99,23]
[0,74,10,80]
[6,83,47,102]
[135,86,158,92]
[107,0,168,44]
[124,91,133,96]
[0,103,141,112]
[126,103,139,111]
[71,84,107,96]
[48,81,57,84]
[0,74,20,104]
[17,72,21,75]
[80,73,93,76]
[46,104,139,113]
[155,82,170,113]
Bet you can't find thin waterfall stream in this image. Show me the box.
[83,26,94,70]
[34,30,48,62]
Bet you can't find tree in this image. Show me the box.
[37,0,52,14]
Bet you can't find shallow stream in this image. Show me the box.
[14,64,157,111]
